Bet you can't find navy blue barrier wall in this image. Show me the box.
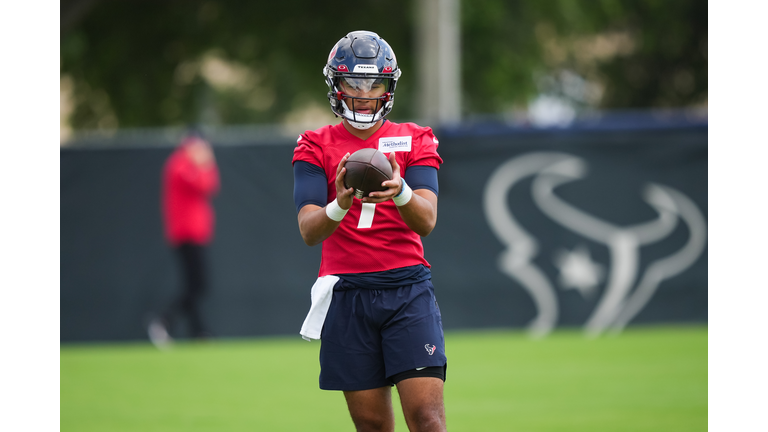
[60,122,707,342]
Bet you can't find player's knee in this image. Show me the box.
[405,406,446,432]
[350,412,394,432]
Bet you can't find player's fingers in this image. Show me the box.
[364,188,397,203]
[388,152,401,174]
[336,167,353,193]
[336,168,352,194]
[381,154,401,189]
[336,153,350,176]
[380,177,400,188]
[362,195,389,203]
[365,183,398,201]
[378,175,402,196]
[338,184,354,204]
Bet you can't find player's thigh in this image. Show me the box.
[396,377,445,409]
[395,378,446,426]
[320,289,390,391]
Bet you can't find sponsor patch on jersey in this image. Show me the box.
[353,64,378,73]
[379,136,412,152]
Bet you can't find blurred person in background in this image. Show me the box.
[149,133,220,347]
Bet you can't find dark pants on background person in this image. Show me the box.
[164,242,209,338]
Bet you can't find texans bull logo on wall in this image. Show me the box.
[483,152,707,338]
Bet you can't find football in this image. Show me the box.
[344,148,393,199]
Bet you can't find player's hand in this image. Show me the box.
[364,152,402,203]
[335,153,355,209]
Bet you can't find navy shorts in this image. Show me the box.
[319,279,447,391]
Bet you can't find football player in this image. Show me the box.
[292,31,447,431]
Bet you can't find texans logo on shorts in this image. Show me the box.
[425,344,436,355]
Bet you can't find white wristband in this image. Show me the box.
[392,179,413,207]
[325,199,348,222]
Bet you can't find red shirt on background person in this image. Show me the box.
[162,136,220,246]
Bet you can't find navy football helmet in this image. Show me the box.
[323,31,402,129]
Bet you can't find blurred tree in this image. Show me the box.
[60,0,416,130]
[462,0,707,116]
[60,0,707,130]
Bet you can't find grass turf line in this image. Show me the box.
[61,325,706,432]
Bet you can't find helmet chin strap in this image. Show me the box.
[341,101,385,130]
[347,119,379,130]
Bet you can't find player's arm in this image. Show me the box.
[393,188,437,237]
[365,153,438,237]
[294,154,355,246]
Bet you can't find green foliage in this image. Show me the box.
[60,0,417,129]
[61,326,707,431]
[61,0,707,129]
[462,0,707,115]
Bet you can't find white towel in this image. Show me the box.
[299,275,340,341]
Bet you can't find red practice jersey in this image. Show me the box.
[162,145,220,246]
[292,121,443,276]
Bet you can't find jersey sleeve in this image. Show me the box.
[404,165,438,196]
[408,127,443,169]
[293,161,328,212]
[292,133,324,167]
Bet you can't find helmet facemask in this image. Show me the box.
[329,75,396,129]
[325,66,400,129]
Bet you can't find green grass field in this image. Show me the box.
[61,325,707,431]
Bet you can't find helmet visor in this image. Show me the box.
[340,77,390,95]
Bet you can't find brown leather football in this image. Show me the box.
[344,148,393,198]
